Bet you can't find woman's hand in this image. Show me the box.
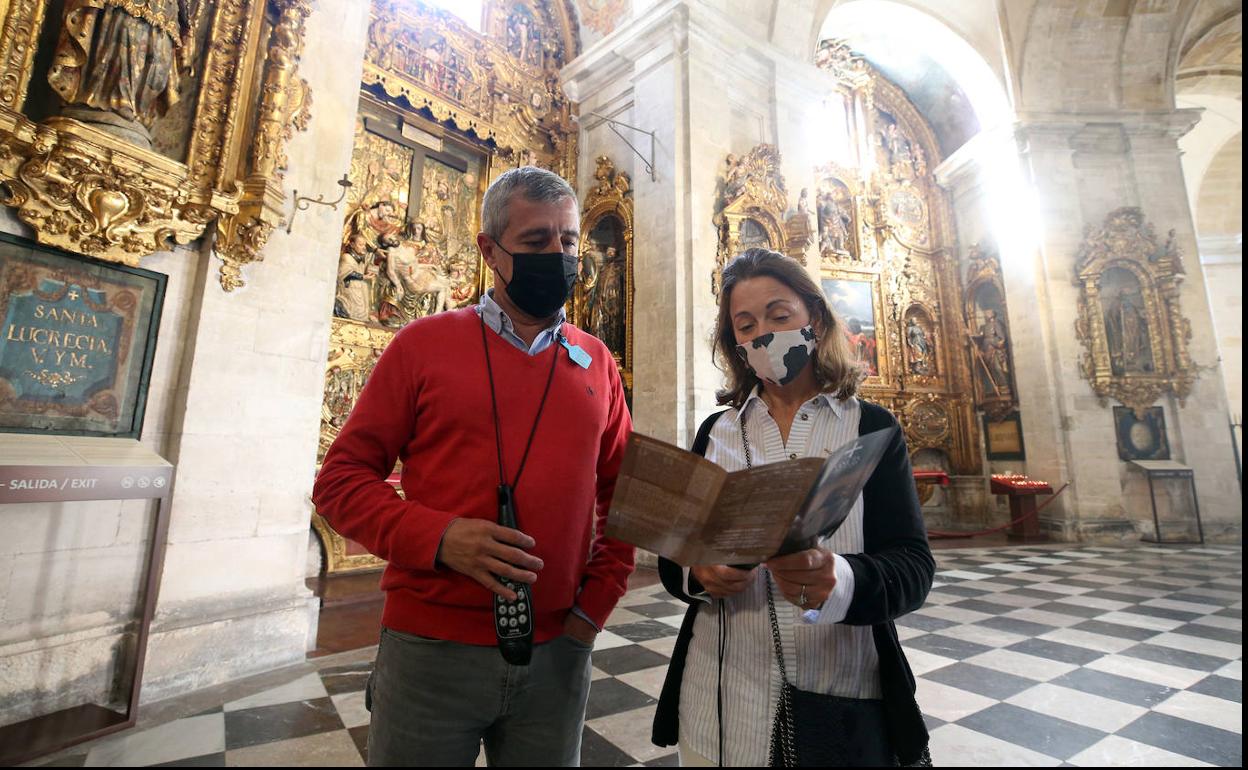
[690,565,758,599]
[766,548,837,610]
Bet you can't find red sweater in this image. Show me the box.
[313,308,635,645]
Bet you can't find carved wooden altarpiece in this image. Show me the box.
[1073,207,1195,416]
[712,144,790,300]
[0,0,315,291]
[811,40,980,477]
[571,155,633,397]
[315,0,581,573]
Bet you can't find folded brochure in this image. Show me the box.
[605,425,895,565]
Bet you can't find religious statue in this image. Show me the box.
[906,317,932,375]
[334,233,379,323]
[796,188,810,218]
[722,153,745,201]
[817,189,851,256]
[579,243,601,307]
[883,123,914,178]
[378,224,455,327]
[47,0,203,149]
[975,308,1012,396]
[349,200,404,251]
[593,245,626,358]
[1103,287,1152,375]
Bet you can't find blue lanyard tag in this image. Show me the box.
[559,336,592,369]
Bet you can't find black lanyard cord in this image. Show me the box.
[479,314,561,495]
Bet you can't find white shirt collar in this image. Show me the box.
[478,289,565,338]
[740,385,848,420]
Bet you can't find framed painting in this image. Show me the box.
[821,273,883,379]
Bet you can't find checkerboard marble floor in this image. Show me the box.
[29,544,1242,767]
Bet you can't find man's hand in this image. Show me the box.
[766,548,837,610]
[563,612,598,645]
[436,518,543,600]
[690,565,758,599]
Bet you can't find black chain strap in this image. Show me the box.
[746,414,798,766]
[741,415,754,470]
[766,577,797,766]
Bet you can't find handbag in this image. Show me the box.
[764,576,898,767]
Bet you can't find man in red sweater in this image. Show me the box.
[313,167,635,766]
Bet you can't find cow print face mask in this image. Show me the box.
[735,325,817,386]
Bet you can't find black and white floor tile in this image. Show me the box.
[30,545,1242,767]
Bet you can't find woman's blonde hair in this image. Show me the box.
[714,248,863,408]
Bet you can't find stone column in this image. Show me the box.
[1197,234,1242,425]
[1009,110,1240,541]
[139,2,371,698]
[567,0,826,447]
[934,128,1075,532]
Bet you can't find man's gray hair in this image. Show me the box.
[481,166,577,240]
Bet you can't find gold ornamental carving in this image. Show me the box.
[316,316,394,573]
[964,242,1019,421]
[361,0,578,181]
[572,155,633,395]
[813,37,980,476]
[0,0,314,290]
[712,144,790,298]
[1073,207,1195,415]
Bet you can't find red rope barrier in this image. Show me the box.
[927,483,1070,539]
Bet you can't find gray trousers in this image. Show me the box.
[365,626,593,767]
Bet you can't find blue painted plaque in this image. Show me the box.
[0,234,165,437]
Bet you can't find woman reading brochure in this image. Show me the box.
[650,249,935,767]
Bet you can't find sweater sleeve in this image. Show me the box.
[312,332,458,572]
[840,406,935,626]
[574,361,637,628]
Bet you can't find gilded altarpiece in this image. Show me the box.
[314,0,580,573]
[571,156,632,397]
[811,41,980,485]
[712,144,791,300]
[1073,207,1195,416]
[964,243,1020,423]
[0,0,315,291]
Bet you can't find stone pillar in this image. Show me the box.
[139,2,371,698]
[934,129,1074,533]
[1197,234,1242,426]
[567,0,829,448]
[1009,110,1241,541]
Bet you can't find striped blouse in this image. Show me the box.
[677,389,881,766]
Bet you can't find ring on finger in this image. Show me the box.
[798,584,807,607]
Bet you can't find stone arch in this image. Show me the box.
[811,0,1013,158]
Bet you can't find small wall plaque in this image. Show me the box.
[0,233,165,438]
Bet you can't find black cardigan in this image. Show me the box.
[650,400,934,765]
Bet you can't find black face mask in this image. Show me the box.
[493,241,578,320]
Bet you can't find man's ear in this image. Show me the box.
[477,233,497,270]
